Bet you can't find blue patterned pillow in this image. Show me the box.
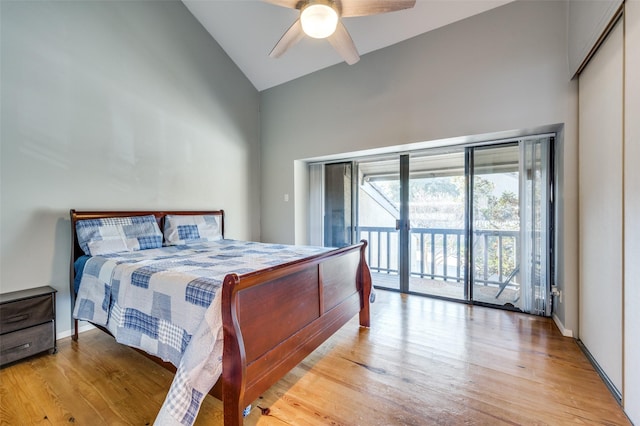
[76,215,163,256]
[163,214,222,245]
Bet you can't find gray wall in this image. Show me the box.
[260,1,578,333]
[0,0,261,336]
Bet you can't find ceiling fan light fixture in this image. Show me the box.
[300,3,338,39]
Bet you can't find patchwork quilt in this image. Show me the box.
[73,239,330,426]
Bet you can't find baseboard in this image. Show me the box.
[576,339,622,404]
[56,322,95,340]
[552,313,574,337]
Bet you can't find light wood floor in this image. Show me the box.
[0,290,630,425]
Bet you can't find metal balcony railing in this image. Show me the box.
[358,226,519,288]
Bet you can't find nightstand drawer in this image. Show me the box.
[0,294,54,334]
[0,322,54,365]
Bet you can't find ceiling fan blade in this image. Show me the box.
[269,19,305,58]
[327,21,360,65]
[262,0,302,10]
[338,0,416,17]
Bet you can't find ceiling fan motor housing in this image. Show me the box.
[300,1,339,39]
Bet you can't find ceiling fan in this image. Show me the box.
[264,0,417,65]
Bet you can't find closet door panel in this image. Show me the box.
[624,1,640,422]
[578,19,623,394]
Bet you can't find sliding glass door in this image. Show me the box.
[407,151,467,300]
[470,144,522,308]
[469,140,551,314]
[315,135,553,316]
[354,150,468,298]
[356,157,401,291]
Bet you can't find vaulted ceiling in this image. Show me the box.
[182,0,515,91]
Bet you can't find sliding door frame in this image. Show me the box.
[465,148,474,302]
[399,154,410,293]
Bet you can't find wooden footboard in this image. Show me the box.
[69,209,371,425]
[220,241,371,425]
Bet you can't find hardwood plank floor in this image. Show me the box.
[0,290,630,425]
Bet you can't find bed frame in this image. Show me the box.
[69,209,372,425]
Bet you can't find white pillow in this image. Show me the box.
[163,214,222,245]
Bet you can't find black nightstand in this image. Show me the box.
[0,286,57,366]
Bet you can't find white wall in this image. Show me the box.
[0,0,261,337]
[260,0,578,333]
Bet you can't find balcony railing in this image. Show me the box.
[358,226,519,288]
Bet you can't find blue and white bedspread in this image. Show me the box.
[73,239,330,426]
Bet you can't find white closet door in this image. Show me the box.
[578,19,623,394]
[624,1,640,423]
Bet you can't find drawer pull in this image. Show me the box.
[4,314,30,324]
[1,342,31,354]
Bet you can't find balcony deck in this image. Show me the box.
[371,271,521,309]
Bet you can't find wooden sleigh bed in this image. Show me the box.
[69,209,372,425]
